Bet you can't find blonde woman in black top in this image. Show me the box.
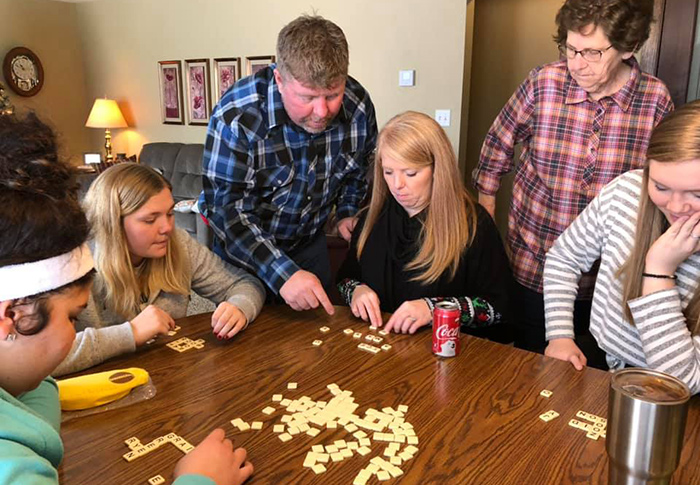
[338,111,512,340]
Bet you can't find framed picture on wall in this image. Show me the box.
[245,55,276,76]
[184,58,212,126]
[157,60,184,125]
[213,57,241,103]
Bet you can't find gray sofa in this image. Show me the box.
[139,142,212,247]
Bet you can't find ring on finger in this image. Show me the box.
[692,234,700,239]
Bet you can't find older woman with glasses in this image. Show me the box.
[472,0,673,367]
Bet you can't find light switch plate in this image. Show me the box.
[399,70,415,87]
[435,109,450,127]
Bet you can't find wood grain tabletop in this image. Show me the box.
[58,305,700,484]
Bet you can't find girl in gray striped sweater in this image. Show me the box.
[544,100,700,394]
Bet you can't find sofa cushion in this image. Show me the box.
[140,142,208,244]
[171,144,204,201]
[174,211,197,234]
[139,143,184,182]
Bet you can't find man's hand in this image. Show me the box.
[174,429,253,485]
[279,270,335,315]
[336,217,358,242]
[545,338,587,371]
[478,192,497,219]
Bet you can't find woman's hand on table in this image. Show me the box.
[174,428,254,485]
[545,338,587,371]
[385,299,432,334]
[350,284,383,328]
[130,304,175,346]
[211,302,247,339]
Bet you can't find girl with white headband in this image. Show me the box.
[54,162,265,376]
[0,114,254,484]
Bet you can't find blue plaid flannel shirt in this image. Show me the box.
[199,66,378,294]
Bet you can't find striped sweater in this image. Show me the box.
[544,170,700,394]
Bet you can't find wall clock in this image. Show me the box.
[3,47,44,97]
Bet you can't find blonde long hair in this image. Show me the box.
[620,101,700,332]
[357,111,478,284]
[84,163,190,318]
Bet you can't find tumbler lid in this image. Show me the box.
[611,368,690,404]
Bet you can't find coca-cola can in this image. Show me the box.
[432,301,461,357]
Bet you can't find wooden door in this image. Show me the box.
[637,0,698,106]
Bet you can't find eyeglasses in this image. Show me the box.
[559,44,613,62]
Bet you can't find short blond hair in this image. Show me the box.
[276,15,348,88]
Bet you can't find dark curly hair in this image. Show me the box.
[554,0,654,53]
[0,112,92,335]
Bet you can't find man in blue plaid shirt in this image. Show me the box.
[200,15,377,315]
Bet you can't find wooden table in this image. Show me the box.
[58,306,700,484]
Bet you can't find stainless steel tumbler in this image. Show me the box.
[607,368,691,485]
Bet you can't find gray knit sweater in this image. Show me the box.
[53,228,265,376]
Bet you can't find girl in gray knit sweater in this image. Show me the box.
[54,163,265,376]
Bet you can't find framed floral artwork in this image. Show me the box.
[184,59,212,126]
[158,60,184,125]
[245,55,276,76]
[213,57,241,103]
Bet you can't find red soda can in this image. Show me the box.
[432,301,461,357]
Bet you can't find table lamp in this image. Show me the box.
[85,98,127,162]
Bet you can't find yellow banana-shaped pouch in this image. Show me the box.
[57,368,150,411]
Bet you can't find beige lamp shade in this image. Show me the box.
[85,98,127,128]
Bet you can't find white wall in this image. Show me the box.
[74,0,470,157]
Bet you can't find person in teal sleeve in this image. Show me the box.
[0,114,254,485]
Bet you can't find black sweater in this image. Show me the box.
[337,198,513,341]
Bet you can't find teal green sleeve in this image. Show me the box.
[0,454,58,485]
[0,378,63,484]
[18,378,61,431]
[172,475,216,485]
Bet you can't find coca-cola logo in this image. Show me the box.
[435,324,459,339]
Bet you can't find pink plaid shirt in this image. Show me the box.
[472,58,672,297]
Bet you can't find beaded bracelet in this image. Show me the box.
[642,272,677,280]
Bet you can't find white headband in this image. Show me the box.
[0,244,94,300]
